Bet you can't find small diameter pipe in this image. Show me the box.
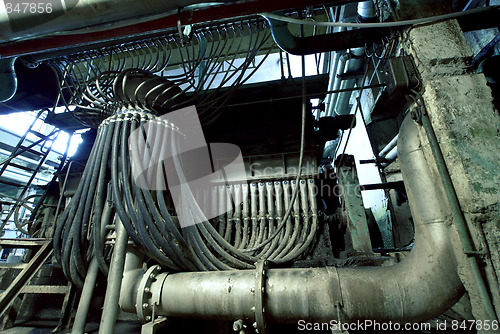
[420,113,498,321]
[99,216,129,334]
[378,134,398,158]
[71,258,99,334]
[71,203,113,334]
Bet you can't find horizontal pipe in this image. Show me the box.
[265,15,384,55]
[121,116,464,324]
[0,0,223,42]
[0,0,350,58]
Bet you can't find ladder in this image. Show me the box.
[0,109,69,236]
[0,238,76,331]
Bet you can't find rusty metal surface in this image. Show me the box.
[0,239,52,317]
[0,238,51,249]
[335,154,374,254]
[19,285,69,294]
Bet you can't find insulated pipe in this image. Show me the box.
[378,134,398,158]
[121,116,464,324]
[378,134,398,167]
[0,0,226,42]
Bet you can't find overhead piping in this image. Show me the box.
[0,0,348,58]
[264,13,383,56]
[120,116,464,325]
[0,0,230,42]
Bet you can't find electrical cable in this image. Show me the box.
[261,5,498,28]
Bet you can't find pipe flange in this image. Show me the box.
[136,265,161,323]
[254,260,268,334]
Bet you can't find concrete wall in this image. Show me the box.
[399,0,500,322]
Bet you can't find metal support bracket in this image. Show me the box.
[335,155,374,255]
[141,317,168,334]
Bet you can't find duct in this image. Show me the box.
[264,15,383,56]
[120,116,464,325]
[0,0,230,42]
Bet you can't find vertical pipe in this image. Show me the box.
[71,258,99,334]
[420,113,498,321]
[72,203,113,334]
[99,217,128,334]
[119,246,145,313]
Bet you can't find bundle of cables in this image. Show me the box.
[53,69,318,288]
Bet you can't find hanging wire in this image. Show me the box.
[49,18,274,128]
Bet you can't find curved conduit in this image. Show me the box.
[120,116,464,324]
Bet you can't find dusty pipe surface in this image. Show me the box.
[121,117,464,324]
[0,0,223,42]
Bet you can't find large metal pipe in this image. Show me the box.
[420,111,498,320]
[0,0,224,42]
[120,116,464,324]
[0,0,347,58]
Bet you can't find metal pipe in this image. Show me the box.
[378,134,398,158]
[329,52,347,115]
[71,258,99,334]
[119,246,145,314]
[264,16,383,56]
[420,112,498,321]
[0,0,221,42]
[0,0,347,58]
[334,47,365,115]
[334,1,376,116]
[71,203,113,334]
[99,216,128,334]
[121,116,464,324]
[381,146,397,165]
